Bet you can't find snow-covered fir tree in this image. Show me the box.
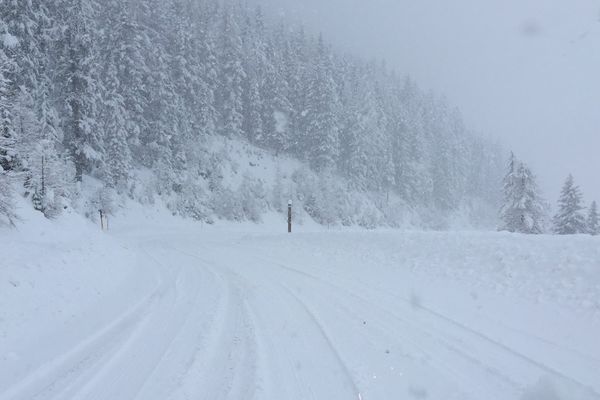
[55,0,102,182]
[553,174,587,235]
[0,44,16,225]
[499,153,546,234]
[586,201,599,236]
[217,5,245,138]
[304,35,340,172]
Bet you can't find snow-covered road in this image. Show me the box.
[2,214,600,400]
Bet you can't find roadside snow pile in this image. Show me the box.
[0,199,150,393]
[252,230,600,313]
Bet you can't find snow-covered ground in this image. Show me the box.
[1,205,599,400]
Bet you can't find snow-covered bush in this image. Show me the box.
[238,174,267,223]
[0,168,16,227]
[176,180,210,222]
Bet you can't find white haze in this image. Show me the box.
[254,0,600,207]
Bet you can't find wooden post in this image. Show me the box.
[288,200,292,233]
[99,209,104,231]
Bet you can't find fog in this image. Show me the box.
[254,0,600,206]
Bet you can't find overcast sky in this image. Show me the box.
[254,0,600,206]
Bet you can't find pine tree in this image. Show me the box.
[193,10,218,138]
[586,201,599,236]
[393,76,433,205]
[101,63,131,189]
[217,6,245,137]
[139,0,177,184]
[14,89,71,217]
[499,152,520,230]
[282,25,309,157]
[55,0,102,182]
[0,46,16,225]
[103,0,150,165]
[499,153,546,234]
[304,35,340,172]
[0,0,38,90]
[553,174,587,234]
[260,33,292,153]
[0,19,18,173]
[240,6,265,144]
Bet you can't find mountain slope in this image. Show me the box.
[1,0,504,228]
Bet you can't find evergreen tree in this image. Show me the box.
[14,89,70,217]
[340,64,391,191]
[0,45,16,225]
[140,0,177,185]
[261,38,292,153]
[282,25,309,157]
[193,11,218,137]
[103,0,150,164]
[304,35,340,171]
[55,0,102,182]
[393,76,433,205]
[240,6,265,144]
[0,0,38,90]
[100,62,131,189]
[217,6,245,137]
[499,152,519,230]
[499,153,546,234]
[0,19,18,173]
[586,201,599,235]
[553,174,587,234]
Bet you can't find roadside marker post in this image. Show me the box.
[288,200,292,233]
[99,209,108,231]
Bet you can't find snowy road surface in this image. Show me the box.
[2,214,600,400]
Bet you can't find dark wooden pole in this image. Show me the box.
[288,200,292,233]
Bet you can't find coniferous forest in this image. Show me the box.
[0,0,505,228]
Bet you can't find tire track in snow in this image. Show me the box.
[0,280,161,400]
[274,266,511,400]
[172,246,362,400]
[37,246,188,400]
[124,249,219,400]
[1,243,226,400]
[279,283,362,397]
[165,247,259,400]
[243,253,599,399]
[204,242,485,399]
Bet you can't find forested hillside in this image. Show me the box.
[0,0,504,228]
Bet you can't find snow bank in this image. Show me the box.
[0,198,151,390]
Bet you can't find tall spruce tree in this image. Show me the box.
[587,201,599,236]
[217,5,245,138]
[304,35,340,171]
[55,0,102,182]
[553,174,587,234]
[499,153,546,234]
[0,45,15,225]
[103,0,150,165]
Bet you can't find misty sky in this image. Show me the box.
[254,0,600,207]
